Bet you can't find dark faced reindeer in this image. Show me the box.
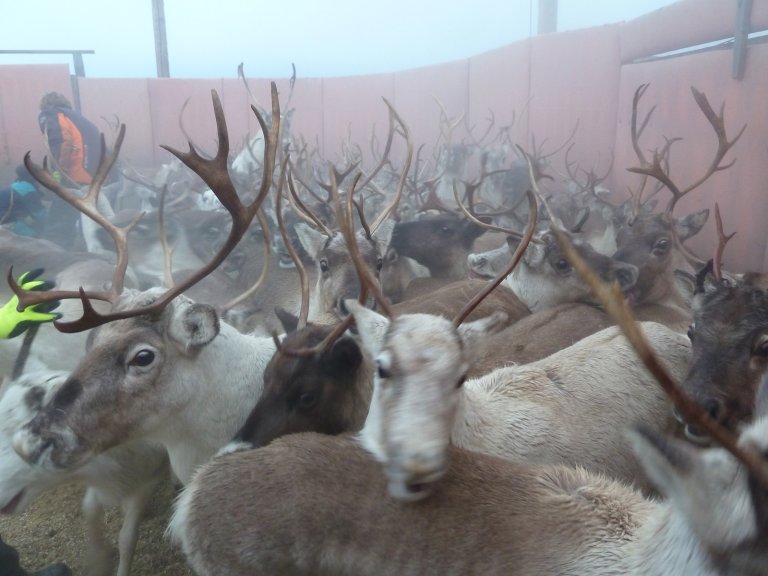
[613,85,745,328]
[12,86,282,484]
[677,207,768,442]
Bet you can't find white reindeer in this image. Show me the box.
[11,290,276,485]
[0,371,168,576]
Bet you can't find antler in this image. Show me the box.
[11,125,140,311]
[13,85,281,333]
[366,99,412,236]
[712,202,736,282]
[452,189,536,327]
[279,170,372,357]
[627,85,746,214]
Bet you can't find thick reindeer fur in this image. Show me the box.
[0,371,168,576]
[12,289,276,484]
[171,414,768,576]
[680,271,768,437]
[351,303,691,491]
[468,302,613,375]
[392,278,530,327]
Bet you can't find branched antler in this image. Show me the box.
[713,202,736,281]
[13,85,281,333]
[627,85,746,215]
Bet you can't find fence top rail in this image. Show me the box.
[0,50,94,55]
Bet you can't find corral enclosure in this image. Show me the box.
[0,0,767,270]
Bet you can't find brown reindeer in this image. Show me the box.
[613,85,744,330]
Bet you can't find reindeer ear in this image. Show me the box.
[274,307,299,334]
[328,336,363,373]
[346,300,390,358]
[168,301,220,355]
[294,223,327,261]
[456,311,508,360]
[674,209,709,242]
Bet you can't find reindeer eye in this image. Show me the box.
[376,257,384,272]
[653,238,670,254]
[319,259,329,273]
[376,360,392,379]
[554,259,571,273]
[753,335,768,357]
[440,225,454,237]
[457,374,467,389]
[297,391,318,409]
[687,324,695,342]
[129,350,155,368]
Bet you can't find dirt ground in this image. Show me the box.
[0,476,193,576]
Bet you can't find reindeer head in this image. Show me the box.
[350,301,507,502]
[13,291,219,470]
[679,267,768,442]
[234,314,371,449]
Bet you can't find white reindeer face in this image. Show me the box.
[12,291,220,471]
[0,372,69,514]
[349,302,505,502]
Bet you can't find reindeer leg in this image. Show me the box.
[81,488,115,576]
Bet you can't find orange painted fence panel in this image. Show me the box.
[0,0,765,270]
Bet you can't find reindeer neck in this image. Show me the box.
[155,322,276,483]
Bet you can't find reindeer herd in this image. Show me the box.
[0,79,766,576]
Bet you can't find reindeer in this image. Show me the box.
[167,222,767,576]
[0,371,168,576]
[11,86,282,484]
[613,85,744,330]
[248,189,685,492]
[674,207,768,442]
[232,311,374,449]
[290,100,412,325]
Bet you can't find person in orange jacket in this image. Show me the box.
[37,92,101,185]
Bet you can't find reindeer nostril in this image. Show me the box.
[615,268,638,289]
[703,398,724,422]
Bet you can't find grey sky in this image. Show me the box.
[2,1,676,78]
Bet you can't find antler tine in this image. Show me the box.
[219,207,273,314]
[277,162,310,329]
[368,99,413,235]
[280,170,376,358]
[452,181,526,240]
[628,85,746,215]
[153,85,280,302]
[452,189,537,327]
[550,223,768,491]
[179,97,214,160]
[356,98,398,192]
[158,185,175,289]
[13,126,141,317]
[285,161,335,238]
[335,170,391,317]
[417,183,455,215]
[713,202,736,282]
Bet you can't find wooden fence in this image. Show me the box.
[0,0,766,269]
